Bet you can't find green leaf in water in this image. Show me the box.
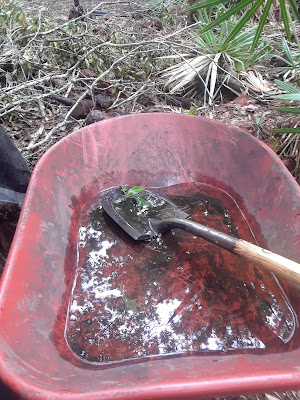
[114,197,125,203]
[126,186,145,196]
[117,185,146,207]
[136,197,147,207]
[121,185,128,194]
[122,295,140,312]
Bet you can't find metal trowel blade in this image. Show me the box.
[102,187,189,240]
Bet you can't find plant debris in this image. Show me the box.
[0,0,299,180]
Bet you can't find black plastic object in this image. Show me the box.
[0,126,31,204]
[0,202,22,272]
[0,126,31,271]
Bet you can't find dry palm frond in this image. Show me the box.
[161,52,244,105]
[162,52,243,105]
[240,70,276,94]
[162,54,212,93]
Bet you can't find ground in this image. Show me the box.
[1,0,299,178]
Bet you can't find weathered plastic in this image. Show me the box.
[0,113,299,399]
[0,125,31,194]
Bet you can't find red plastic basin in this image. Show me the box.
[0,113,299,399]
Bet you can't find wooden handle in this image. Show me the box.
[147,218,300,285]
[233,240,300,284]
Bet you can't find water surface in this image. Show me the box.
[66,182,296,363]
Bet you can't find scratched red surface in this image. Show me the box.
[0,114,299,400]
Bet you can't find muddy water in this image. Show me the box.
[65,182,296,364]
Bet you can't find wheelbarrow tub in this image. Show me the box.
[0,113,299,399]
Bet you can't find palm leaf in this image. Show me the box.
[275,79,299,93]
[274,107,300,114]
[272,55,293,68]
[162,55,213,93]
[195,8,217,48]
[186,0,300,50]
[193,35,208,48]
[271,127,300,134]
[208,52,221,104]
[287,0,300,22]
[222,0,263,49]
[185,0,228,12]
[240,70,274,93]
[251,0,273,51]
[281,38,294,65]
[273,93,300,100]
[198,0,254,35]
[279,0,291,41]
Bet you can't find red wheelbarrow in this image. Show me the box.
[0,113,299,399]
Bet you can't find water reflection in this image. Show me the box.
[66,183,296,363]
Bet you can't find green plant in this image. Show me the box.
[0,0,26,45]
[0,0,26,28]
[146,0,171,16]
[162,5,269,104]
[271,80,300,134]
[185,0,300,51]
[271,38,300,81]
[188,103,201,114]
[116,186,146,207]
